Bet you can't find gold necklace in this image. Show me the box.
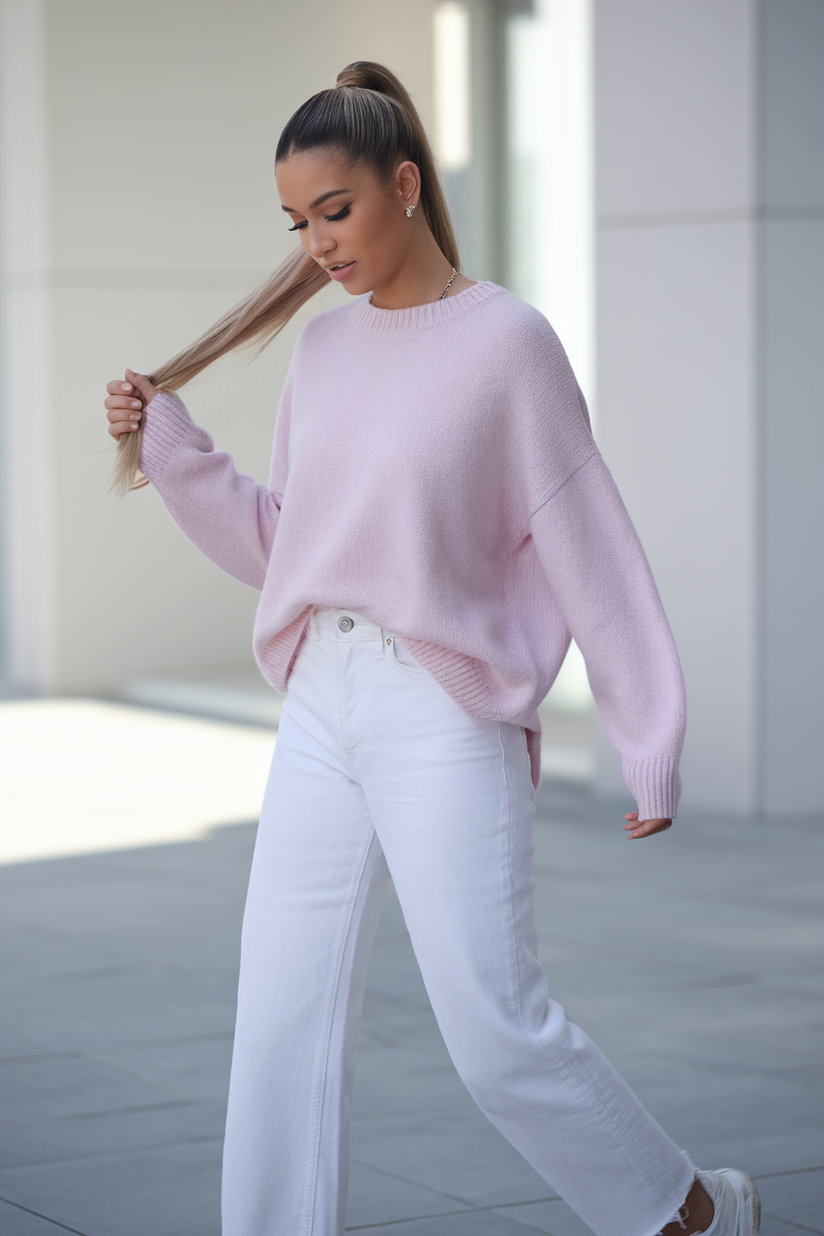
[369,267,459,309]
[438,267,458,300]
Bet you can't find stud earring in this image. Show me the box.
[406,202,416,218]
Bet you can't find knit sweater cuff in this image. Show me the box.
[139,391,212,482]
[623,754,682,820]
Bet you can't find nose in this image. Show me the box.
[306,225,334,260]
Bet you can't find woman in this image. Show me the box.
[104,61,759,1236]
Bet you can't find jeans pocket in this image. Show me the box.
[390,636,429,676]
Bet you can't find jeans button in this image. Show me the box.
[338,615,354,633]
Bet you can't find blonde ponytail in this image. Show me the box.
[112,250,327,495]
[114,61,461,495]
[331,62,460,270]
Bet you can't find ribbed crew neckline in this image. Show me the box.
[352,280,505,332]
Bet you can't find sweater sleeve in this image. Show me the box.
[529,454,686,819]
[138,390,284,590]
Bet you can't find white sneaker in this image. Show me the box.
[695,1168,761,1236]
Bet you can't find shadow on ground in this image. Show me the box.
[1,780,821,1235]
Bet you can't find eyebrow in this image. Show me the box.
[281,188,352,214]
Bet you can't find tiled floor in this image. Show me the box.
[1,740,821,1233]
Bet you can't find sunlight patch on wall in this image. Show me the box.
[433,1,471,171]
[506,0,594,412]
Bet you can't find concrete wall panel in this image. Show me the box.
[597,220,758,812]
[759,218,824,811]
[595,0,755,217]
[46,0,437,274]
[26,0,436,694]
[595,0,824,814]
[49,283,342,693]
[759,0,824,210]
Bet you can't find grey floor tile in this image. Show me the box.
[492,1190,824,1236]
[598,1012,823,1078]
[1,965,237,1053]
[620,1070,822,1176]
[1,1097,226,1170]
[360,989,454,1060]
[0,1046,227,1167]
[757,1222,824,1236]
[0,1139,222,1236]
[756,1169,824,1233]
[352,1041,475,1119]
[0,836,252,971]
[86,1033,234,1100]
[346,1160,472,1227]
[2,775,821,1235]
[350,1106,557,1208]
[0,919,108,987]
[0,1027,59,1061]
[0,1053,187,1123]
[0,1197,87,1236]
[492,1197,593,1236]
[767,1063,824,1089]
[346,1210,542,1235]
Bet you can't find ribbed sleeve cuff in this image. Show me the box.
[623,754,682,820]
[139,391,213,482]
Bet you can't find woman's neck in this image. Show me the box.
[369,231,476,310]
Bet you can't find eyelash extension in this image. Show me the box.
[288,204,351,232]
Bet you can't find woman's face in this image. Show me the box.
[275,148,416,297]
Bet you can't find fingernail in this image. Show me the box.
[132,400,142,408]
[130,413,140,421]
[122,383,132,392]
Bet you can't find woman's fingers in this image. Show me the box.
[104,371,157,440]
[106,378,136,396]
[105,395,144,417]
[105,393,143,440]
[623,812,673,840]
[107,414,141,439]
[125,368,158,405]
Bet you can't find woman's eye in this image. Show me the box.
[287,205,350,232]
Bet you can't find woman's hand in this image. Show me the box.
[623,812,672,839]
[104,369,158,440]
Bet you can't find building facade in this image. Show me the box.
[2,0,822,813]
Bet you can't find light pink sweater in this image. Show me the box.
[140,281,685,817]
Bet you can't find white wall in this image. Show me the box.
[5,0,822,814]
[2,0,437,695]
[757,0,824,812]
[593,0,824,813]
[0,0,54,694]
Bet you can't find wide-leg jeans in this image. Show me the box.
[221,607,694,1236]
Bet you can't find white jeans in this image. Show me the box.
[222,608,694,1236]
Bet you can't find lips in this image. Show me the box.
[327,261,357,282]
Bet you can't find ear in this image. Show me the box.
[396,160,421,211]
